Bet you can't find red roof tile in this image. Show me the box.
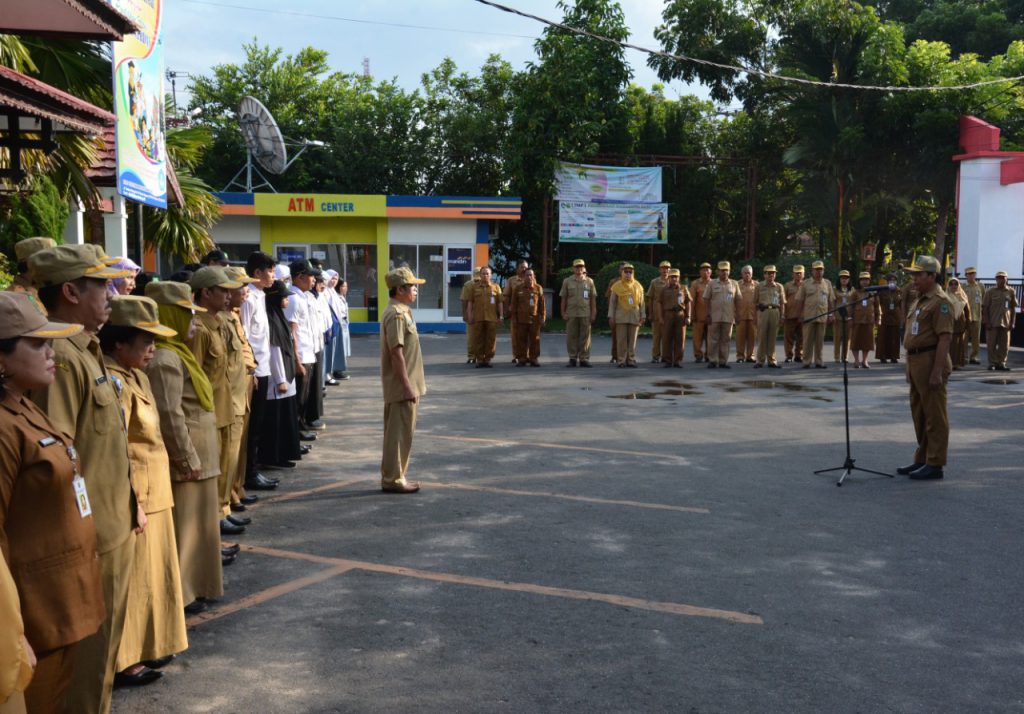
[0,64,113,135]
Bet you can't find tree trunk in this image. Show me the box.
[934,204,949,274]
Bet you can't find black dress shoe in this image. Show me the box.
[300,445,312,454]
[567,359,577,367]
[579,361,592,367]
[222,552,237,566]
[897,462,925,475]
[325,378,339,386]
[221,543,240,555]
[230,502,246,513]
[141,655,175,670]
[707,363,717,369]
[909,465,944,480]
[754,363,763,369]
[226,514,251,526]
[114,667,162,688]
[221,547,238,558]
[254,472,279,484]
[246,477,278,491]
[240,494,259,505]
[184,600,207,615]
[299,431,317,441]
[220,518,245,535]
[304,420,326,431]
[262,461,295,470]
[719,363,731,369]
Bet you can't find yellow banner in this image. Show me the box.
[254,194,386,217]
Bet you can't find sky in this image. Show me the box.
[161,0,713,109]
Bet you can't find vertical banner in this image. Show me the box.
[111,0,167,208]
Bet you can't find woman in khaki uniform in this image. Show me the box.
[0,292,105,713]
[945,278,971,369]
[849,272,882,368]
[833,270,853,363]
[608,264,645,367]
[100,297,188,686]
[1,555,33,714]
[144,283,224,612]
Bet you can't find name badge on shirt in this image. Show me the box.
[1006,300,1010,310]
[73,475,92,518]
[726,293,734,301]
[583,290,589,299]
[529,298,535,307]
[38,436,58,447]
[911,321,920,336]
[94,375,108,386]
[889,302,895,310]
[490,296,495,305]
[627,296,634,306]
[678,294,684,305]
[862,299,868,307]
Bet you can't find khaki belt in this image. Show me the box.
[907,344,937,356]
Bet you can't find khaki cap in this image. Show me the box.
[620,263,635,271]
[385,266,426,288]
[667,269,681,277]
[88,244,121,266]
[811,260,825,270]
[14,237,57,262]
[964,267,977,274]
[838,269,850,277]
[0,292,83,340]
[792,265,805,273]
[659,260,672,268]
[225,266,257,284]
[145,281,207,312]
[189,266,242,291]
[572,259,585,267]
[717,261,731,270]
[699,262,712,269]
[858,271,871,280]
[472,267,482,276]
[107,296,177,337]
[995,270,1008,278]
[28,244,133,287]
[905,256,941,273]
[763,265,777,273]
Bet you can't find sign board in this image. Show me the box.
[111,0,166,208]
[275,245,307,264]
[555,162,662,204]
[254,194,387,217]
[559,202,668,244]
[447,248,472,272]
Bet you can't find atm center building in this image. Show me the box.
[211,192,522,332]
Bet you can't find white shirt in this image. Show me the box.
[240,284,271,378]
[285,285,317,363]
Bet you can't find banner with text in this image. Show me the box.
[555,162,662,204]
[112,0,166,208]
[559,202,668,244]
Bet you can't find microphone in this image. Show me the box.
[860,284,896,292]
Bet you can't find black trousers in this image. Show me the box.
[246,376,269,481]
[302,351,324,425]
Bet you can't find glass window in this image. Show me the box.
[309,244,378,309]
[388,244,443,311]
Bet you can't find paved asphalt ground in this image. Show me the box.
[114,333,1024,714]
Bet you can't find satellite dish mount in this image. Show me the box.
[223,96,323,192]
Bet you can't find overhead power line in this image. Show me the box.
[474,0,1024,93]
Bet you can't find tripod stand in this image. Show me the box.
[805,296,894,486]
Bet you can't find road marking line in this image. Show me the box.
[422,433,684,461]
[242,545,762,625]
[186,565,353,627]
[424,481,709,514]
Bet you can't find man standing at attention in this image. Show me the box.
[655,269,690,368]
[981,270,1018,371]
[896,256,953,481]
[735,265,758,363]
[559,259,596,367]
[646,261,671,363]
[503,260,528,364]
[460,267,481,364]
[796,260,835,369]
[510,268,546,367]
[962,267,985,365]
[468,266,503,368]
[754,265,785,368]
[703,261,740,368]
[380,267,427,494]
[689,262,712,362]
[783,265,805,363]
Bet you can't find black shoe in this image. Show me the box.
[754,363,763,369]
[304,420,326,431]
[897,462,925,475]
[230,502,246,513]
[652,358,661,363]
[184,600,207,615]
[579,361,592,368]
[222,552,237,566]
[263,461,295,470]
[141,655,175,670]
[114,667,162,688]
[626,362,638,368]
[517,362,527,367]
[299,432,317,441]
[226,514,251,526]
[969,359,980,365]
[482,362,493,368]
[785,358,792,363]
[988,365,997,371]
[794,357,803,363]
[337,373,350,380]
[300,444,312,455]
[567,359,577,367]
[664,362,673,368]
[529,361,540,367]
[815,364,826,369]
[325,378,339,386]
[240,494,258,505]
[909,465,944,480]
[476,362,489,369]
[246,474,278,488]
[707,363,717,368]
[221,543,240,556]
[466,358,475,364]
[220,518,245,535]
[768,363,781,369]
[720,363,731,369]
[222,547,239,558]
[995,364,1009,371]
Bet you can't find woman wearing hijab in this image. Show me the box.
[608,263,645,367]
[946,277,971,369]
[108,257,141,297]
[329,277,351,380]
[143,283,223,614]
[259,280,302,468]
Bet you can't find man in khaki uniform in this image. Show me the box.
[380,267,427,493]
[754,265,785,368]
[608,263,645,367]
[783,265,805,362]
[689,262,712,362]
[796,260,835,368]
[29,244,137,714]
[7,236,56,295]
[510,268,546,366]
[460,267,481,363]
[467,266,503,367]
[224,267,258,512]
[646,260,671,363]
[503,260,528,363]
[655,269,690,367]
[876,272,902,363]
[896,256,953,480]
[735,265,758,362]
[962,267,985,364]
[187,267,244,535]
[703,261,740,368]
[559,258,596,367]
[981,270,1018,371]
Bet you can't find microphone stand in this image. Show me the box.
[804,296,894,486]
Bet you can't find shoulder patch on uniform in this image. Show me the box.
[940,303,949,314]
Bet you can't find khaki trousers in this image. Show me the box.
[968,319,982,361]
[218,418,244,517]
[232,392,253,504]
[509,311,522,360]
[908,352,950,466]
[659,313,686,364]
[756,308,781,364]
[614,322,639,364]
[381,400,418,488]
[66,536,133,714]
[0,694,25,714]
[24,644,76,714]
[804,322,827,366]
[565,317,592,361]
[650,319,663,361]
[466,323,478,360]
[691,320,707,360]
[471,321,497,364]
[987,327,1010,367]
[784,318,803,359]
[735,319,756,361]
[707,322,733,365]
[512,321,542,363]
[833,319,851,362]
[876,323,900,361]
[951,329,967,367]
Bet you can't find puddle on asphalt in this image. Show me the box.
[609,389,704,399]
[602,378,839,401]
[980,378,1018,385]
[721,380,839,394]
[809,396,834,402]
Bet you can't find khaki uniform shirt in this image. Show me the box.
[657,285,691,320]
[689,278,711,321]
[904,286,953,350]
[981,286,1018,328]
[223,312,251,418]
[231,309,258,374]
[835,286,853,321]
[610,282,644,324]
[105,358,174,515]
[189,312,232,428]
[31,331,134,555]
[962,281,985,321]
[503,275,523,310]
[737,280,758,320]
[0,393,106,652]
[879,288,903,326]
[559,276,595,319]
[850,290,881,325]
[703,278,740,323]
[784,280,804,319]
[511,284,546,324]
[470,283,502,322]
[380,298,427,404]
[900,284,919,324]
[754,282,785,310]
[646,277,668,318]
[798,278,835,323]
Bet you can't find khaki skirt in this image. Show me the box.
[171,478,224,605]
[851,323,875,352]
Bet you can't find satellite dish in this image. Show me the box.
[238,96,287,174]
[223,96,325,192]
